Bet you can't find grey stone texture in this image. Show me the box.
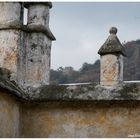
[0,2,55,89]
[21,33,52,88]
[27,4,50,28]
[98,27,125,56]
[0,2,22,29]
[0,2,22,81]
[20,2,54,89]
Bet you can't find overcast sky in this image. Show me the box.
[48,2,140,70]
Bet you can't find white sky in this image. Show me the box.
[24,2,140,70]
[49,2,140,70]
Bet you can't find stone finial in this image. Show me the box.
[98,27,126,56]
[109,27,117,34]
[98,27,125,86]
[23,2,55,41]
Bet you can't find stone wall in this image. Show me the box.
[0,79,140,138]
[20,101,140,138]
[1,89,140,138]
[0,90,20,138]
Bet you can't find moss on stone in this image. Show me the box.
[118,84,139,100]
[33,84,97,101]
[0,67,11,79]
[37,85,68,100]
[98,27,126,56]
[71,84,96,96]
[40,85,67,94]
[86,83,96,91]
[0,75,29,100]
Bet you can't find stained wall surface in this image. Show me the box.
[23,33,51,88]
[21,101,140,138]
[100,54,123,86]
[0,91,20,138]
[0,30,20,81]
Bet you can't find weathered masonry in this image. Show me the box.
[0,2,55,90]
[98,27,125,86]
[0,2,140,138]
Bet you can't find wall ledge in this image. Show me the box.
[0,24,56,41]
[31,83,140,101]
[0,76,29,100]
[0,75,140,102]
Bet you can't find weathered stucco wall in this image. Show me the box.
[22,32,51,88]
[100,54,123,86]
[1,77,140,138]
[0,30,20,81]
[0,2,22,82]
[20,101,140,138]
[0,90,20,138]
